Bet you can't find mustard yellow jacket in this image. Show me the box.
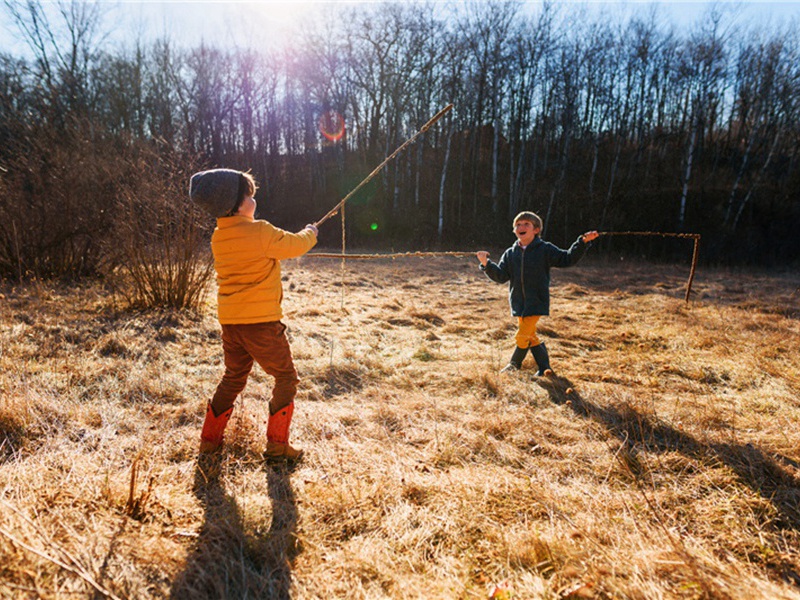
[211,216,317,324]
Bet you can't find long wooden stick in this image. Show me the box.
[305,251,475,259]
[313,104,454,228]
[300,231,700,302]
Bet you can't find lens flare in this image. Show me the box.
[319,110,345,142]
[370,223,379,231]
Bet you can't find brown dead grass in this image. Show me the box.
[1,257,800,599]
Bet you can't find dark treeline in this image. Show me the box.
[1,0,799,280]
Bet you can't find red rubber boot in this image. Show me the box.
[199,404,233,453]
[265,402,303,462]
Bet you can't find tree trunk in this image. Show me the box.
[438,127,453,240]
[732,128,781,230]
[491,117,500,213]
[678,112,698,230]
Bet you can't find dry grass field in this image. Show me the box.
[1,255,799,599]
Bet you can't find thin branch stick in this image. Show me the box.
[0,498,123,600]
[314,104,453,228]
[599,231,701,303]
[302,251,475,259]
[302,230,701,303]
[686,236,700,303]
[0,526,122,600]
[599,231,701,240]
[340,205,346,310]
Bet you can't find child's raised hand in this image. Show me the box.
[476,251,489,266]
[582,231,599,243]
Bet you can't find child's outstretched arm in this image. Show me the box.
[547,230,598,268]
[260,221,318,260]
[477,250,511,283]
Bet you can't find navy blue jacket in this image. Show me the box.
[481,236,588,316]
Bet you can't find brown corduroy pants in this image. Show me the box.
[210,321,299,417]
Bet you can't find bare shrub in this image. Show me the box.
[104,148,214,311]
[0,120,118,279]
[0,116,212,310]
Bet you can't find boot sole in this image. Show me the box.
[264,451,304,463]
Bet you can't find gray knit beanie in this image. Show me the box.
[189,168,242,218]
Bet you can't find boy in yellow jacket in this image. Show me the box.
[190,168,318,461]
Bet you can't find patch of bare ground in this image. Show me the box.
[1,256,799,599]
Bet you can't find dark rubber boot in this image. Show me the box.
[529,342,553,376]
[500,346,529,373]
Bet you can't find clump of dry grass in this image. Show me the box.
[1,257,800,599]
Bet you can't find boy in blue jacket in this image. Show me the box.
[477,211,599,374]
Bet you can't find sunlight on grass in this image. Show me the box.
[1,259,799,598]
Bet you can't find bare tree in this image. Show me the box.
[458,0,520,219]
[724,32,796,230]
[4,0,109,117]
[2,0,800,267]
[676,7,731,229]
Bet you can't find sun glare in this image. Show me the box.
[319,109,346,143]
[249,1,319,39]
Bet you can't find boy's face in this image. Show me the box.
[238,195,257,218]
[513,220,539,245]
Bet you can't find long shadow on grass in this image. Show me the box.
[264,462,301,596]
[538,375,800,585]
[169,456,299,599]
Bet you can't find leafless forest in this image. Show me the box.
[0,0,798,278]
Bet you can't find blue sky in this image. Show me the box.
[2,1,799,58]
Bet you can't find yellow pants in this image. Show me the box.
[515,316,541,349]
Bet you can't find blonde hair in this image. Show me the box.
[513,211,542,230]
